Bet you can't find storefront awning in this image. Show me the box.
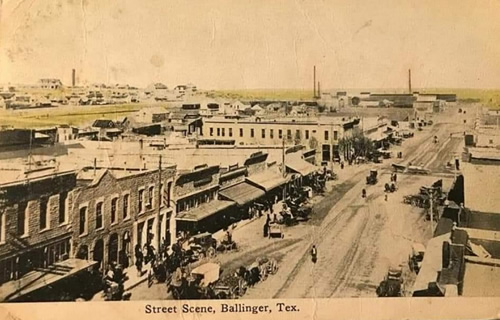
[366,131,387,142]
[0,258,98,302]
[246,170,288,192]
[176,200,235,222]
[219,182,266,206]
[286,158,319,176]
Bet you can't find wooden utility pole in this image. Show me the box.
[156,154,162,251]
[282,138,287,201]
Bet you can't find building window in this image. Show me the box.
[79,207,87,235]
[138,189,144,213]
[111,197,118,224]
[324,130,329,141]
[209,128,214,136]
[59,192,68,224]
[17,204,28,236]
[334,130,338,141]
[147,186,154,210]
[123,194,130,219]
[239,128,243,137]
[296,130,301,140]
[278,129,283,139]
[229,128,233,137]
[262,129,266,139]
[305,130,310,139]
[222,128,225,137]
[270,129,274,139]
[96,202,103,229]
[217,128,220,136]
[40,197,49,231]
[0,211,5,243]
[287,130,292,140]
[250,128,254,138]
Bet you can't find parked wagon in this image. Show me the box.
[403,194,429,208]
[268,223,284,239]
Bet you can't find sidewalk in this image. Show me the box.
[90,262,153,301]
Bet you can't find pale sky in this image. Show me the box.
[1,0,500,90]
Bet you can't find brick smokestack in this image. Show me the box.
[72,69,76,87]
[408,69,412,94]
[313,65,316,99]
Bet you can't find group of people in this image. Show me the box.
[134,242,158,277]
[102,262,129,300]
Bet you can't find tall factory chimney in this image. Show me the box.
[408,69,412,94]
[313,65,317,99]
[318,81,321,98]
[72,69,76,87]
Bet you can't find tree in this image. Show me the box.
[338,129,374,162]
[309,136,319,150]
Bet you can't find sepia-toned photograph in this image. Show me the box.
[0,1,499,318]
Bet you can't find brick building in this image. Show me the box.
[71,166,175,272]
[203,116,360,162]
[0,170,77,286]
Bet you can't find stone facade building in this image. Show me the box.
[71,166,175,271]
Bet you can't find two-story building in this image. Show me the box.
[71,165,176,272]
[202,116,360,162]
[0,169,82,301]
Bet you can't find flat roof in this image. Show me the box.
[463,162,500,213]
[204,116,356,126]
[462,261,500,297]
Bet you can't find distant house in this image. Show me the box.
[92,119,116,128]
[38,79,63,90]
[131,107,170,124]
[174,83,197,96]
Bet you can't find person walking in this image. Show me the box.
[311,245,317,263]
[134,244,144,277]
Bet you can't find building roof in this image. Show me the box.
[246,169,288,191]
[463,162,500,213]
[0,258,97,302]
[462,260,500,297]
[285,155,320,176]
[412,232,451,294]
[219,182,265,206]
[176,200,235,222]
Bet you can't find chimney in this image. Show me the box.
[313,66,316,99]
[408,69,412,94]
[318,81,321,97]
[72,69,76,87]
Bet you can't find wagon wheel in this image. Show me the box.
[206,247,216,258]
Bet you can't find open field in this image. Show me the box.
[0,104,143,128]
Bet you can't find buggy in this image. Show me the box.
[186,232,217,259]
[366,169,378,185]
[376,266,404,297]
[408,243,426,274]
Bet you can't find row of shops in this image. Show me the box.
[0,149,323,301]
